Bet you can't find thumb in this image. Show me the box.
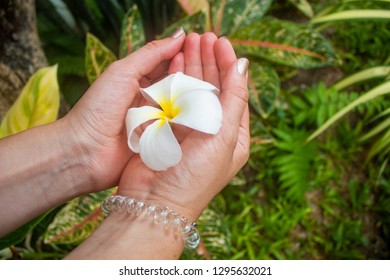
[111,28,186,80]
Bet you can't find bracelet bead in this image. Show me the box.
[101,195,200,249]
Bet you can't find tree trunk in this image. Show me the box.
[0,0,48,120]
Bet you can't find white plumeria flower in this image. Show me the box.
[125,72,222,171]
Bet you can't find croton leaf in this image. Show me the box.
[119,4,146,58]
[85,33,117,84]
[44,188,116,245]
[209,0,272,36]
[0,65,60,138]
[230,17,339,69]
[158,10,207,38]
[248,62,280,118]
[0,212,51,250]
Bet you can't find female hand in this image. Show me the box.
[117,33,250,221]
[61,28,186,194]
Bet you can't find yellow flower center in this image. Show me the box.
[159,98,180,121]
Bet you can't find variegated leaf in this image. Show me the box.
[209,0,272,36]
[85,33,117,84]
[158,11,207,38]
[230,18,339,68]
[248,63,280,118]
[119,4,146,58]
[44,188,116,245]
[0,65,60,138]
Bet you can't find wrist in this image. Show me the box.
[102,195,200,249]
[66,210,185,259]
[55,117,94,196]
[117,184,204,223]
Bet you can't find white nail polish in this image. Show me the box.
[237,58,249,76]
[170,27,184,39]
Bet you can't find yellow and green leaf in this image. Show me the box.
[85,33,117,84]
[0,65,60,138]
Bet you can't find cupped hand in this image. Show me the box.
[60,29,186,193]
[117,33,250,221]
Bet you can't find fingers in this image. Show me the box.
[183,33,203,79]
[168,52,185,74]
[200,33,220,88]
[110,27,186,80]
[215,37,237,83]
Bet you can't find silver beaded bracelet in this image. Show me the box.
[100,195,200,249]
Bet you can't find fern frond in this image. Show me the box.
[272,129,317,201]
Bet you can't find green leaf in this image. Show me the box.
[0,212,51,250]
[360,117,390,142]
[44,188,115,245]
[248,63,280,118]
[85,33,117,84]
[311,10,390,24]
[230,18,339,68]
[272,129,317,201]
[333,66,390,91]
[158,11,207,38]
[287,0,314,18]
[0,65,60,138]
[119,4,146,58]
[307,80,390,142]
[366,128,390,162]
[210,0,272,36]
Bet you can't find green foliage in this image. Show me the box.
[307,80,390,142]
[248,63,280,118]
[290,83,361,127]
[230,18,338,69]
[210,0,273,36]
[12,0,387,260]
[272,129,317,201]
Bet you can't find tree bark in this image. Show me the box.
[0,0,48,120]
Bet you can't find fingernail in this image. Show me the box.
[170,27,184,39]
[237,58,249,76]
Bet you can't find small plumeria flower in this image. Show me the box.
[126,72,222,171]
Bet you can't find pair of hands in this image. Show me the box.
[64,29,250,221]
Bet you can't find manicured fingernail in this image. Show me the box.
[170,27,184,39]
[237,58,249,76]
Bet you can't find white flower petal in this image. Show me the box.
[126,106,163,152]
[140,74,175,107]
[139,119,182,171]
[171,72,220,101]
[171,89,222,134]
